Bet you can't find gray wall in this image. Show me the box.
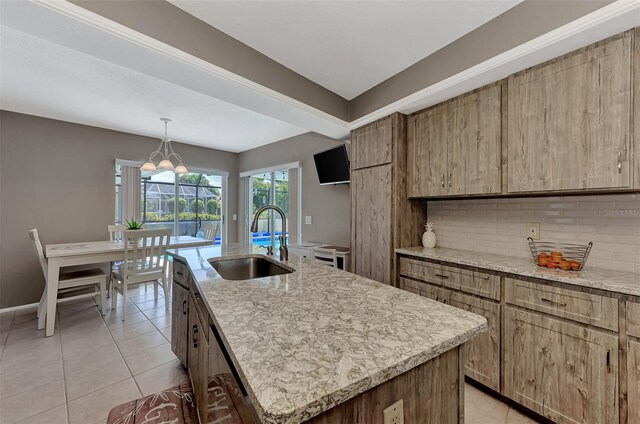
[350,0,613,119]
[0,111,239,308]
[238,132,350,247]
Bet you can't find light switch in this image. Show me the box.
[232,214,237,221]
[305,216,312,225]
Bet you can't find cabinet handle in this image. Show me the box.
[606,350,611,373]
[434,273,449,279]
[177,271,184,276]
[441,174,445,188]
[617,151,623,174]
[194,292,201,301]
[541,297,566,307]
[448,172,452,188]
[192,324,198,348]
[182,300,187,315]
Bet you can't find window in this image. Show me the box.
[116,164,226,244]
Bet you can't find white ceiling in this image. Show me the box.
[169,0,523,99]
[0,25,307,153]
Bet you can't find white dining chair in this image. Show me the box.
[30,229,107,330]
[111,228,171,319]
[205,224,219,241]
[313,247,338,268]
[107,224,126,241]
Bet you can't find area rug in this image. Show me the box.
[107,374,254,424]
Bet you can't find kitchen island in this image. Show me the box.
[168,244,487,424]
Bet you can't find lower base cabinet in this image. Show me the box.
[188,294,210,424]
[503,307,619,424]
[171,282,189,367]
[400,277,500,391]
[628,339,640,424]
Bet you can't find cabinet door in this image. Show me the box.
[449,291,501,391]
[171,282,189,367]
[628,339,640,424]
[503,307,618,424]
[448,85,502,195]
[351,116,392,170]
[508,32,632,192]
[351,165,392,284]
[408,105,448,197]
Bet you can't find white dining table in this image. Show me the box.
[42,236,213,337]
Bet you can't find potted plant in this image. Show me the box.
[125,218,144,230]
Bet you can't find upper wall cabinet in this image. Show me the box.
[351,118,393,170]
[508,31,633,193]
[408,84,502,198]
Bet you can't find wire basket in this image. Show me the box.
[527,237,593,271]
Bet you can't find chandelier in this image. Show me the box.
[140,118,188,174]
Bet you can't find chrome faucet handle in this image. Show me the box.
[278,235,288,261]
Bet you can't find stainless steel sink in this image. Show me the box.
[209,255,294,280]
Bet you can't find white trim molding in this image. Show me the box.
[350,0,640,129]
[239,161,301,178]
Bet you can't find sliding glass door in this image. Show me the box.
[116,164,225,244]
[249,170,289,248]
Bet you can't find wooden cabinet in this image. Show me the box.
[188,294,209,424]
[508,31,633,193]
[503,307,618,424]
[350,114,425,285]
[628,339,640,424]
[352,164,393,285]
[351,117,392,170]
[171,281,189,367]
[399,275,500,391]
[407,84,502,197]
[449,291,500,392]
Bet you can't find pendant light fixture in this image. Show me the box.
[140,118,188,174]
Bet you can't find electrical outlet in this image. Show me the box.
[527,222,540,240]
[383,399,404,424]
[305,216,312,225]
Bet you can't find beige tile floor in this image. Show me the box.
[0,284,187,424]
[0,283,541,424]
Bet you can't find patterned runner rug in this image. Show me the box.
[107,373,254,424]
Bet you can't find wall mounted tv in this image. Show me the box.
[313,145,350,185]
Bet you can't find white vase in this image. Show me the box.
[422,230,437,248]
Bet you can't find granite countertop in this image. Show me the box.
[396,246,640,298]
[167,244,487,424]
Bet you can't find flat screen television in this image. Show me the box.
[313,145,350,185]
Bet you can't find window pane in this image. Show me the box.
[142,170,176,232]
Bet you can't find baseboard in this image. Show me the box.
[0,302,39,315]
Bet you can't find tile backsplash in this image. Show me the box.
[426,194,640,273]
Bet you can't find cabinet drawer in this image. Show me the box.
[398,257,500,300]
[627,301,640,338]
[401,277,451,304]
[173,260,189,286]
[505,278,618,331]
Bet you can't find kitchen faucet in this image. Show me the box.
[250,205,289,261]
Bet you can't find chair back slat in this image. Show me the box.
[205,224,219,241]
[28,228,48,279]
[108,224,126,241]
[313,247,338,268]
[122,229,171,279]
